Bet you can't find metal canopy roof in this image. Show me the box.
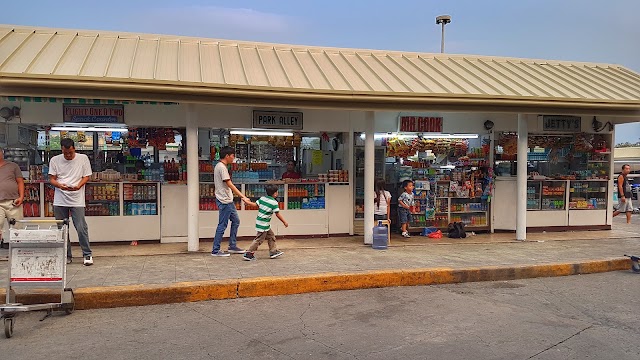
[1,24,639,115]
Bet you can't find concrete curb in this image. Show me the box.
[1,258,631,310]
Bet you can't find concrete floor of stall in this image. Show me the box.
[70,219,639,257]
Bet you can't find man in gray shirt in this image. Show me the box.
[212,146,250,256]
[0,147,24,249]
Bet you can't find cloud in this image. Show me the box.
[130,6,298,42]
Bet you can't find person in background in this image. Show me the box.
[242,184,287,261]
[613,164,633,224]
[49,138,94,266]
[212,146,251,256]
[281,160,301,180]
[398,180,415,238]
[374,178,391,222]
[0,147,24,250]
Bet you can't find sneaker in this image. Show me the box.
[83,255,93,266]
[66,257,73,265]
[211,251,231,257]
[227,246,246,254]
[402,232,410,238]
[243,252,256,261]
[269,251,284,259]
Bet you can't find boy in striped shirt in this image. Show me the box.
[243,184,288,261]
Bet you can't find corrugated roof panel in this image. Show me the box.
[429,58,490,95]
[326,52,372,91]
[478,59,537,97]
[517,61,585,98]
[309,51,352,90]
[130,39,157,80]
[389,55,450,93]
[342,52,392,91]
[155,40,179,81]
[358,53,410,92]
[256,47,291,88]
[105,37,137,79]
[494,60,564,98]
[609,67,640,90]
[1,32,53,73]
[219,44,247,85]
[0,30,31,67]
[54,35,97,76]
[27,33,75,74]
[575,65,638,99]
[446,58,508,95]
[199,43,225,84]
[275,49,311,89]
[406,56,471,94]
[80,36,117,77]
[454,58,522,96]
[536,63,603,99]
[238,46,270,87]
[373,55,431,93]
[178,42,201,83]
[550,64,618,100]
[291,50,333,90]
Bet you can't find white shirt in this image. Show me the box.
[374,190,392,216]
[214,161,234,204]
[49,153,93,207]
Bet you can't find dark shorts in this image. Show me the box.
[398,208,412,224]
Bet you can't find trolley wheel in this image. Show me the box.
[4,317,14,338]
[62,289,75,315]
[64,302,75,315]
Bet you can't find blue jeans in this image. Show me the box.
[213,200,240,253]
[54,206,92,258]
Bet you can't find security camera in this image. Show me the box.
[436,15,452,25]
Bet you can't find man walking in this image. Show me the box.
[212,146,250,256]
[613,164,634,224]
[49,138,94,265]
[0,147,24,249]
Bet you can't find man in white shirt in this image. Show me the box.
[49,138,94,266]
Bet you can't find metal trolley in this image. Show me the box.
[1,219,75,338]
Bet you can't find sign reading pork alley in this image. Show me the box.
[253,110,303,130]
[63,104,124,123]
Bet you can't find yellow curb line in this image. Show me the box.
[0,258,631,310]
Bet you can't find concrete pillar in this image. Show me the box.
[364,111,375,245]
[348,114,355,236]
[516,114,528,241]
[186,104,200,252]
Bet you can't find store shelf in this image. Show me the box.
[450,211,487,214]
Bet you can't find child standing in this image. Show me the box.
[398,180,415,238]
[243,184,288,261]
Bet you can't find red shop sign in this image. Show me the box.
[398,116,443,133]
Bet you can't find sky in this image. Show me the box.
[4,0,640,144]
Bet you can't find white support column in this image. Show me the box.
[516,114,528,241]
[186,104,200,252]
[348,114,355,236]
[364,111,375,245]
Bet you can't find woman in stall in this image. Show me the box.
[374,178,391,222]
[281,160,301,180]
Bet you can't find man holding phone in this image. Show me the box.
[49,138,94,265]
[0,147,24,249]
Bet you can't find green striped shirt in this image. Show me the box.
[255,196,280,232]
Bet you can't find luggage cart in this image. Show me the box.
[1,219,75,338]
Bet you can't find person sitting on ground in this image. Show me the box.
[243,184,287,261]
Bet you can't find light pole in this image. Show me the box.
[436,15,452,53]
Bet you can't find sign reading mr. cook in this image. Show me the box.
[63,104,125,123]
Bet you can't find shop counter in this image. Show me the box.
[493,178,610,230]
[160,182,351,243]
[22,181,161,242]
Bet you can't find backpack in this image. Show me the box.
[447,222,467,239]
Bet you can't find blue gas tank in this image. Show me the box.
[372,221,388,250]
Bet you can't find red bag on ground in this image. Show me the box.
[428,230,443,239]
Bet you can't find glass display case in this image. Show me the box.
[569,180,608,210]
[245,184,285,210]
[541,181,566,210]
[198,182,242,211]
[84,183,120,216]
[527,181,542,210]
[288,183,325,210]
[123,183,158,216]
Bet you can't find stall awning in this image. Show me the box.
[1,24,640,115]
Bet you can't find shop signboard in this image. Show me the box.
[541,115,581,132]
[398,116,443,132]
[253,110,303,130]
[63,104,125,123]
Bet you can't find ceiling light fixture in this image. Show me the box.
[51,126,129,132]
